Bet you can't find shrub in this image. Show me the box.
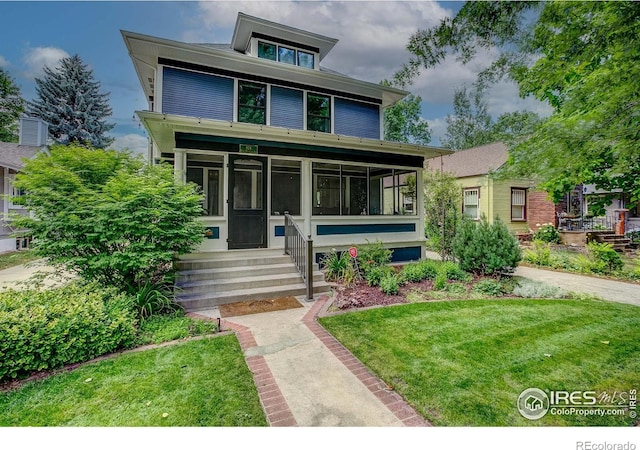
[586,242,623,274]
[365,265,393,287]
[433,272,447,290]
[357,240,393,275]
[445,282,467,295]
[473,279,504,297]
[418,259,440,280]
[379,273,400,295]
[0,282,136,382]
[439,261,471,281]
[452,216,522,276]
[402,262,432,282]
[532,224,560,243]
[511,279,566,299]
[523,240,554,266]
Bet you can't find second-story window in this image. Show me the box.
[238,81,267,125]
[307,93,330,133]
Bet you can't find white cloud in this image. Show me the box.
[111,133,149,156]
[184,1,550,127]
[22,46,70,79]
[188,1,453,82]
[426,116,448,147]
[0,55,9,68]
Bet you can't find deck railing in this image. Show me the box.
[284,213,313,300]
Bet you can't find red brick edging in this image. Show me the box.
[223,320,298,427]
[303,295,432,427]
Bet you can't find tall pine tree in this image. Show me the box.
[29,55,114,148]
[0,68,25,143]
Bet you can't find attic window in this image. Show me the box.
[257,39,316,69]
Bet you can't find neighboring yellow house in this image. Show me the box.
[426,142,557,234]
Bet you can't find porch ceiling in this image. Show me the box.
[137,111,451,161]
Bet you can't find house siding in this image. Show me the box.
[270,86,304,130]
[334,98,380,140]
[457,176,533,233]
[162,67,234,121]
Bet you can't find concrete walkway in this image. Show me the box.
[194,297,429,427]
[514,266,640,306]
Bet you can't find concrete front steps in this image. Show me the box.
[175,249,331,311]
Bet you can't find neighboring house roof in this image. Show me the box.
[425,141,508,178]
[0,142,43,171]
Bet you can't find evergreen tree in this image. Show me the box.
[28,55,114,148]
[0,68,25,143]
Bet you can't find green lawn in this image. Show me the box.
[0,250,40,271]
[0,335,267,426]
[320,299,640,426]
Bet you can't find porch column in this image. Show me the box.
[173,148,186,184]
[302,160,312,237]
[417,169,425,258]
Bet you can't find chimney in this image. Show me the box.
[19,117,49,147]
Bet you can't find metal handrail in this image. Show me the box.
[284,213,313,300]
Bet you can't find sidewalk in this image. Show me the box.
[195,297,429,427]
[514,266,640,306]
[426,250,640,306]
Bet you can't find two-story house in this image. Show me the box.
[122,13,447,307]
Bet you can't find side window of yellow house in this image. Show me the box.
[463,188,479,219]
[511,188,527,221]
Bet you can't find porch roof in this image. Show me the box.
[137,110,450,165]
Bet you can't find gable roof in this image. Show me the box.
[425,141,508,178]
[0,142,43,170]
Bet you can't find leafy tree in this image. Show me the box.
[490,110,543,145]
[0,68,25,142]
[11,144,204,287]
[423,168,461,260]
[396,1,640,212]
[28,55,115,148]
[441,86,493,150]
[382,79,431,145]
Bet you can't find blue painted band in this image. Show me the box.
[275,226,285,237]
[316,245,422,264]
[205,227,219,239]
[316,223,416,236]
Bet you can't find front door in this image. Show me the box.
[228,154,267,249]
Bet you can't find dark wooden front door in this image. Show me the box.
[228,154,267,249]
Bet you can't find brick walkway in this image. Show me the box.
[219,295,429,427]
[223,320,297,427]
[302,296,430,427]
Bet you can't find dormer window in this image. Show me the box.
[297,51,314,69]
[257,41,276,60]
[255,39,316,70]
[277,46,295,65]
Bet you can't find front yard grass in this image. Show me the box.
[0,335,267,426]
[0,250,39,271]
[320,299,640,426]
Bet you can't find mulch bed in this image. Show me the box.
[332,281,408,310]
[218,296,303,318]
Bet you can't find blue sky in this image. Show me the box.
[0,1,549,151]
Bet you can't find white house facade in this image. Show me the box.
[123,13,448,266]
